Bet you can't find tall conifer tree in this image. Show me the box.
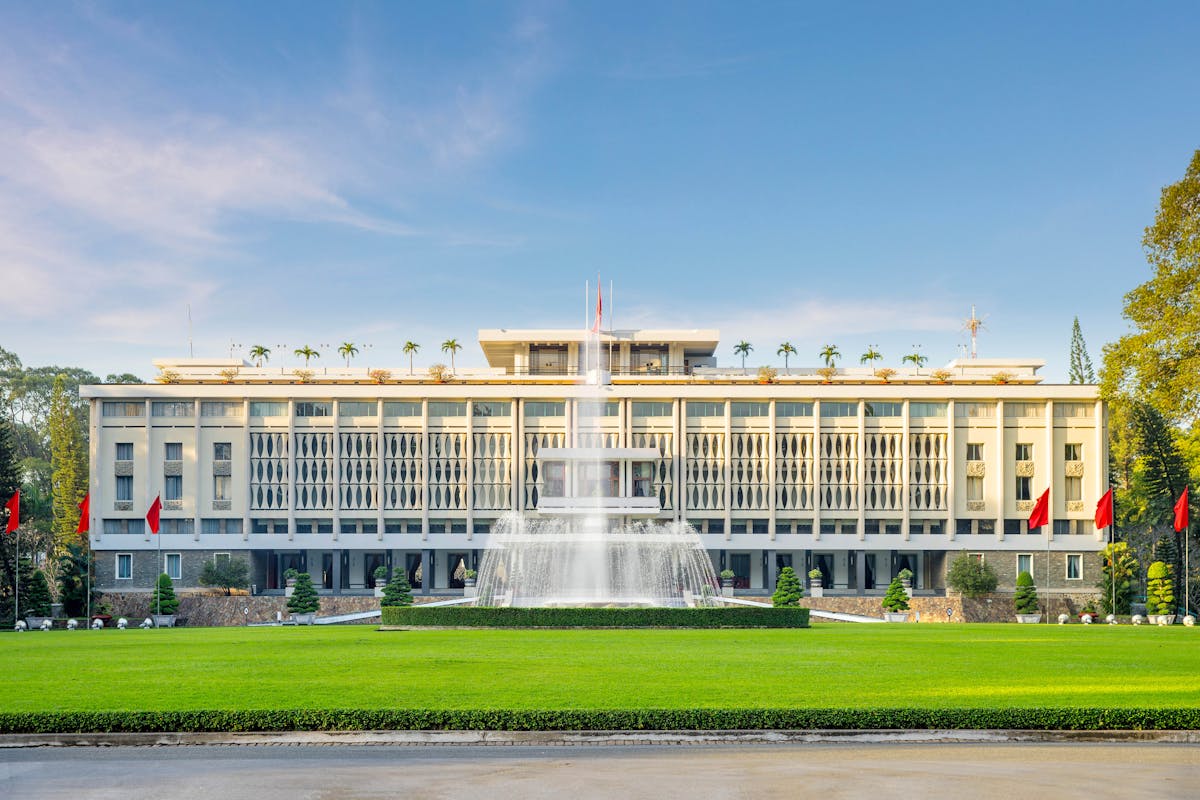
[1068,317,1096,384]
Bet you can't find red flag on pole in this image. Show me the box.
[146,495,162,535]
[1175,486,1189,532]
[1094,487,1113,530]
[1028,488,1050,530]
[591,278,602,333]
[4,491,18,534]
[76,492,90,534]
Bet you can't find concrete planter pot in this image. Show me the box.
[1157,614,1177,626]
[374,587,385,598]
[1015,614,1042,624]
[151,614,177,628]
[809,581,823,598]
[24,616,52,630]
[291,613,316,626]
[884,612,909,623]
[901,579,913,599]
[721,579,734,598]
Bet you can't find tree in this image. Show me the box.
[293,346,319,367]
[901,351,928,370]
[1099,541,1138,615]
[57,541,99,618]
[771,566,803,607]
[249,345,271,367]
[881,576,910,612]
[338,342,359,367]
[441,339,462,372]
[381,570,415,607]
[945,552,999,598]
[287,572,321,614]
[199,557,250,595]
[1152,535,1180,584]
[1068,317,1096,384]
[818,344,841,368]
[49,374,87,558]
[150,572,179,615]
[859,346,882,368]
[104,373,141,384]
[733,341,753,371]
[776,342,796,372]
[1100,149,1200,422]
[0,417,24,626]
[403,341,421,375]
[1146,561,1175,616]
[23,566,53,617]
[1013,571,1039,614]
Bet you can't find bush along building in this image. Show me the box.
[80,324,1107,599]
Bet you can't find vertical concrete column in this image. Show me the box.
[421,400,430,541]
[673,398,683,523]
[287,400,296,542]
[422,548,433,595]
[946,400,956,542]
[89,398,100,545]
[144,399,152,542]
[995,399,1006,542]
[1044,400,1055,537]
[465,399,474,541]
[812,400,822,543]
[765,549,777,591]
[768,400,777,540]
[331,548,341,595]
[857,400,866,542]
[723,400,732,541]
[901,400,911,543]
[332,400,341,542]
[376,399,385,542]
[1094,398,1106,543]
[194,400,202,541]
[855,549,867,594]
[512,400,522,513]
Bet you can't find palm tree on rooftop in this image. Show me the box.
[294,346,319,367]
[860,346,882,368]
[403,341,421,375]
[338,342,359,367]
[777,342,797,372]
[902,350,928,371]
[249,345,270,368]
[819,344,841,368]
[441,338,462,372]
[734,341,753,372]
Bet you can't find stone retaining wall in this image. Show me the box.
[98,593,392,626]
[806,592,1105,622]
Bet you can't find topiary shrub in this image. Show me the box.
[24,568,53,618]
[1014,571,1039,614]
[381,571,414,607]
[149,573,179,615]
[1146,561,1175,616]
[945,552,998,598]
[882,577,910,612]
[771,566,804,607]
[286,572,321,615]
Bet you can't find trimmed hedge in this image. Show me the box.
[1,707,1198,733]
[380,606,810,628]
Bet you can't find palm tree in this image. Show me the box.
[338,342,359,367]
[777,342,797,372]
[734,340,753,372]
[902,350,928,370]
[249,345,270,368]
[293,346,319,367]
[403,341,420,375]
[818,344,841,368]
[860,346,882,367]
[441,338,462,372]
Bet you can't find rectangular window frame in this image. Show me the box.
[1066,553,1082,580]
[116,553,132,580]
[1017,553,1033,577]
[966,443,983,461]
[165,552,182,580]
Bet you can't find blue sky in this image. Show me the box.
[2,1,1198,381]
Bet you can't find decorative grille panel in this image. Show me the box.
[384,432,423,510]
[428,432,466,510]
[776,432,814,511]
[524,432,566,510]
[865,433,903,511]
[631,432,674,510]
[819,432,859,511]
[295,433,333,510]
[473,432,512,510]
[685,432,725,511]
[730,433,769,510]
[250,432,288,511]
[339,432,377,511]
[910,433,948,511]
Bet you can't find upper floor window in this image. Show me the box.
[820,402,858,418]
[775,402,813,417]
[910,402,947,418]
[338,401,377,417]
[686,401,725,418]
[579,400,620,417]
[102,401,143,417]
[955,402,994,418]
[731,402,770,418]
[164,443,182,461]
[1005,402,1045,418]
[966,443,983,461]
[152,401,193,417]
[1064,443,1081,461]
[200,401,241,417]
[523,401,564,417]
[249,401,287,417]
[1015,443,1033,461]
[295,401,332,418]
[632,401,672,417]
[383,401,421,416]
[213,442,232,461]
[473,401,512,417]
[116,443,133,461]
[1054,403,1093,418]
[865,402,902,417]
[428,401,467,417]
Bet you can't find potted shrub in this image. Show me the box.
[428,363,451,383]
[23,566,54,629]
[463,568,478,597]
[1146,561,1176,625]
[816,366,836,384]
[945,552,998,600]
[368,368,392,384]
[874,367,897,383]
[897,567,914,598]
[930,368,952,384]
[882,576,910,622]
[380,570,415,608]
[286,572,320,624]
[772,566,803,607]
[719,569,735,597]
[373,566,389,597]
[149,572,180,628]
[283,567,299,597]
[757,366,778,384]
[1013,570,1041,623]
[808,568,824,598]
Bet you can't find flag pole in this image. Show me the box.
[14,526,19,624]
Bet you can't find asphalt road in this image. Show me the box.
[2,743,1197,799]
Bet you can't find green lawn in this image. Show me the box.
[3,623,1197,714]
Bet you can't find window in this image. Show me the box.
[165,442,182,460]
[686,401,725,418]
[955,519,973,536]
[295,401,332,418]
[819,521,836,535]
[384,521,405,534]
[213,475,230,501]
[966,443,983,461]
[1004,518,1022,536]
[1065,476,1082,502]
[116,476,133,502]
[1066,553,1082,580]
[865,402,902,417]
[1064,443,1081,461]
[751,519,768,534]
[102,402,143,417]
[631,462,653,497]
[909,402,947,418]
[1054,403,1093,418]
[1015,443,1032,461]
[707,519,724,535]
[1005,402,1044,418]
[116,553,132,580]
[820,402,858,418]
[225,519,242,535]
[428,401,467,417]
[776,402,813,417]
[795,520,813,535]
[1054,519,1074,535]
[201,518,220,534]
[159,518,192,535]
[116,443,133,461]
[165,553,181,580]
[201,401,241,417]
[165,475,182,501]
[249,401,287,417]
[339,401,377,417]
[523,401,563,417]
[104,519,144,535]
[966,476,983,501]
[214,552,230,567]
[731,402,769,418]
[473,401,511,417]
[383,401,421,416]
[730,521,747,534]
[472,521,491,534]
[1015,476,1032,501]
[1017,553,1032,577]
[978,519,995,535]
[213,442,232,460]
[579,401,619,417]
[632,401,672,417]
[543,462,565,497]
[955,403,994,418]
[152,401,193,417]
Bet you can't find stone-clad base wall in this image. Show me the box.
[99,593,411,626]
[806,592,1104,623]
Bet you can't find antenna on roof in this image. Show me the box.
[962,305,987,359]
[187,304,194,358]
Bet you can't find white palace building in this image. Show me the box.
[81,326,1107,597]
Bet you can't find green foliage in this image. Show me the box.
[57,541,99,617]
[719,569,735,580]
[283,568,299,581]
[881,577,909,612]
[1099,541,1139,615]
[771,566,804,607]
[48,374,88,556]
[24,566,53,617]
[286,572,320,614]
[1146,561,1176,615]
[818,344,841,367]
[1068,317,1096,384]
[0,417,22,625]
[1013,571,1039,614]
[380,607,811,628]
[199,558,250,595]
[150,573,179,615]
[380,571,414,607]
[1151,536,1180,587]
[945,553,999,598]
